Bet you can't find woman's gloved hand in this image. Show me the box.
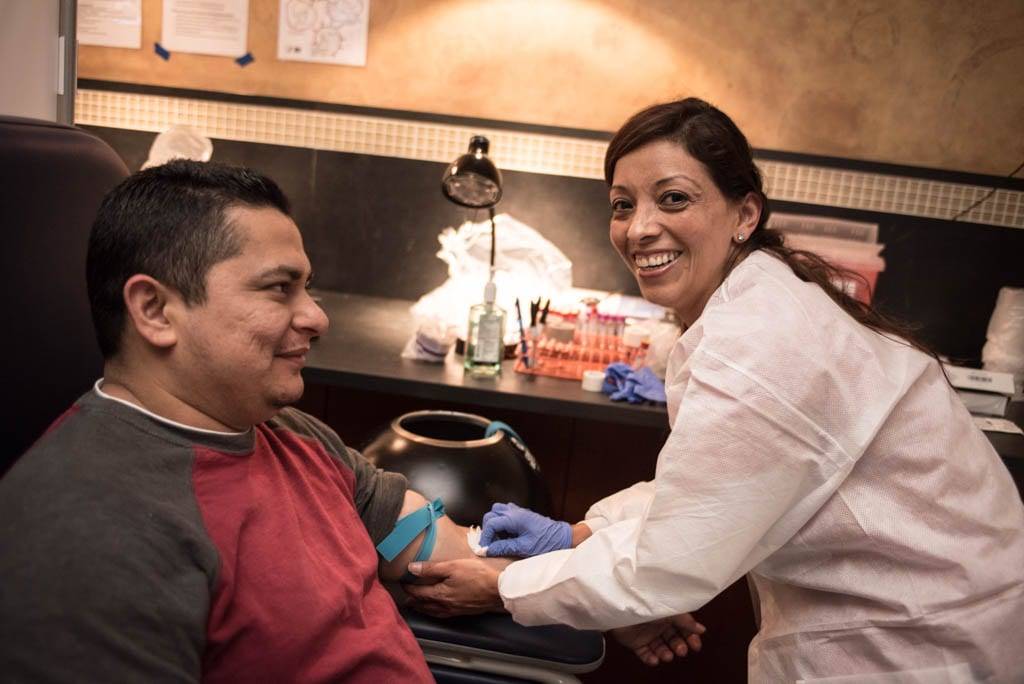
[479,502,572,558]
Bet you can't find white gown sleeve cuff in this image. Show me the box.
[580,517,609,533]
[498,550,576,626]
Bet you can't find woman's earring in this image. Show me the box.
[734,233,746,243]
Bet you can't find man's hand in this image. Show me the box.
[611,613,706,667]
[403,557,508,618]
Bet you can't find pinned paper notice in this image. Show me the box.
[78,0,142,49]
[277,0,369,66]
[162,0,249,58]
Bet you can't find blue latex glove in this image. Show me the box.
[601,363,666,404]
[479,502,572,558]
[610,374,641,402]
[631,367,667,403]
[601,362,633,396]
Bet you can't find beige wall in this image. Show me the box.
[79,0,1024,176]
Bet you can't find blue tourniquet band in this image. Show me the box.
[376,497,446,563]
[485,420,525,445]
[486,420,540,471]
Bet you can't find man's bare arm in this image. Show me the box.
[398,520,590,617]
[379,490,508,582]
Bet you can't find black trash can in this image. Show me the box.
[362,410,552,525]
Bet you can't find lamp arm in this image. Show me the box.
[489,206,497,273]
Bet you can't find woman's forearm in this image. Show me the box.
[572,522,594,547]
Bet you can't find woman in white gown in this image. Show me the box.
[406,98,1024,683]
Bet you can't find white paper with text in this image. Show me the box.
[277,0,369,66]
[78,0,142,49]
[161,0,249,57]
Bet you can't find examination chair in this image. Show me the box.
[1,117,602,681]
[0,116,128,474]
[401,607,603,683]
[368,410,605,682]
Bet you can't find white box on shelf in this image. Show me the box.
[944,365,1016,396]
[957,390,1010,417]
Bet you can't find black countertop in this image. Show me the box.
[304,291,1024,462]
[304,291,668,428]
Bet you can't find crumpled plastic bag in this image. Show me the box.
[141,125,213,170]
[410,213,572,342]
[601,362,667,404]
[983,287,1024,387]
[400,316,457,363]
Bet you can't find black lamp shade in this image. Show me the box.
[441,135,503,208]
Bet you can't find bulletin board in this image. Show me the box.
[77,0,1024,177]
[78,0,373,107]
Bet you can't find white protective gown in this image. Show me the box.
[498,251,1024,683]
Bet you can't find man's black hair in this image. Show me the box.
[86,159,291,358]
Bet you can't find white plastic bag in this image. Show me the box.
[400,317,457,363]
[983,287,1024,388]
[411,213,573,342]
[141,125,213,170]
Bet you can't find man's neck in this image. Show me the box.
[102,363,249,433]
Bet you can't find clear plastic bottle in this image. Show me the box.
[622,324,649,367]
[464,280,506,377]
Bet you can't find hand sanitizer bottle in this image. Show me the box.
[465,279,506,377]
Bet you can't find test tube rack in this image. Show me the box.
[513,331,644,381]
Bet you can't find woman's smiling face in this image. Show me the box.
[609,139,754,326]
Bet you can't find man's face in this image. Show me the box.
[170,205,329,429]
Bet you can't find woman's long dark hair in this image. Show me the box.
[604,97,933,356]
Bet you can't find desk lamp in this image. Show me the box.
[442,136,506,376]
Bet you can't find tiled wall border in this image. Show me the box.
[75,89,1023,230]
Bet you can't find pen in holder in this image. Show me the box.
[514,298,531,368]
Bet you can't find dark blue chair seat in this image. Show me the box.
[402,605,604,681]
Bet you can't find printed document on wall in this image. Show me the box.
[162,0,249,57]
[78,0,142,49]
[278,0,369,66]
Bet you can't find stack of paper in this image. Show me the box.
[945,365,1016,417]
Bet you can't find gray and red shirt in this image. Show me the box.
[0,385,432,683]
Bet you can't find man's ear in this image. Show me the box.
[122,275,180,350]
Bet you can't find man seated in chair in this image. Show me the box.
[0,160,503,682]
